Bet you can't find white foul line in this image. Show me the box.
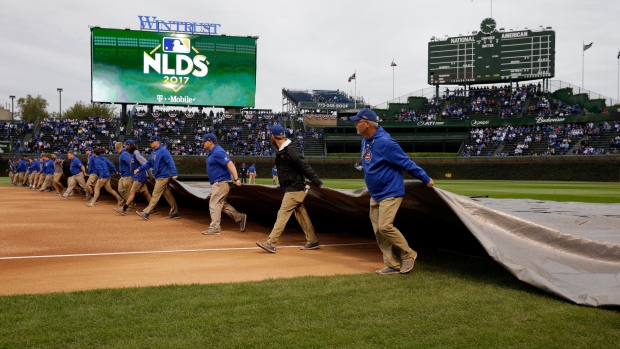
[0,242,375,261]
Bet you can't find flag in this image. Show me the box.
[617,50,620,59]
[348,73,356,82]
[391,60,397,67]
[583,42,593,51]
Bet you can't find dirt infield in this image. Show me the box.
[0,187,382,296]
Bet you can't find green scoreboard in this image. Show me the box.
[428,18,555,85]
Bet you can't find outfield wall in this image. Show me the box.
[2,155,619,182]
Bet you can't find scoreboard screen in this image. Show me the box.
[428,18,554,85]
[91,28,257,107]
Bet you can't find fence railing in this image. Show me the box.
[373,79,620,110]
[547,80,619,106]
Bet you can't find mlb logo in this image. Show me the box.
[162,37,190,53]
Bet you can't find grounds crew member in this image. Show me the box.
[86,148,124,207]
[53,154,66,194]
[115,141,132,203]
[350,108,434,275]
[84,147,97,201]
[201,133,247,235]
[38,154,56,192]
[134,135,180,220]
[61,151,88,200]
[16,155,28,186]
[114,140,157,215]
[256,125,323,253]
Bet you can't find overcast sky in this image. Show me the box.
[2,0,619,115]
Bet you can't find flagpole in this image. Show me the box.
[354,70,357,109]
[392,65,395,101]
[582,41,584,91]
[617,49,619,101]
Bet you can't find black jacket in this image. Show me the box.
[275,141,322,194]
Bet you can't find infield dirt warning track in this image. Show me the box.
[0,187,383,296]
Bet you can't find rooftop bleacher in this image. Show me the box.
[313,90,353,103]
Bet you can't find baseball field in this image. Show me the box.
[0,178,619,348]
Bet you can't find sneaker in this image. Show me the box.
[399,251,418,274]
[84,196,91,201]
[202,229,221,235]
[136,211,149,220]
[239,213,247,232]
[166,213,181,219]
[375,266,400,275]
[114,208,126,215]
[60,196,67,200]
[151,208,158,215]
[117,200,125,206]
[300,242,320,250]
[86,203,94,207]
[96,198,101,203]
[125,206,135,212]
[256,241,276,253]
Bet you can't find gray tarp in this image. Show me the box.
[121,178,620,307]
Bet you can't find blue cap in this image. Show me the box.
[149,136,161,142]
[203,134,217,143]
[350,108,378,122]
[86,147,93,151]
[58,155,65,159]
[270,125,286,137]
[34,156,39,159]
[125,139,135,146]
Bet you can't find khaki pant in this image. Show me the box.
[39,174,54,191]
[118,176,133,201]
[30,171,39,184]
[369,197,416,270]
[143,178,177,215]
[63,172,88,198]
[37,172,46,188]
[248,172,256,184]
[267,190,318,247]
[18,172,27,185]
[91,178,123,204]
[130,181,148,193]
[86,174,99,191]
[208,181,243,232]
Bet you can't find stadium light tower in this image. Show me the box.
[57,88,63,119]
[9,95,15,122]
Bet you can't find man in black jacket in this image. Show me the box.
[256,125,323,253]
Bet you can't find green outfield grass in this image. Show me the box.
[1,178,619,348]
[256,178,620,204]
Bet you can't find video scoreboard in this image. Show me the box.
[91,27,257,107]
[428,18,555,85]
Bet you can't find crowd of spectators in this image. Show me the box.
[462,121,619,157]
[1,121,34,142]
[10,117,118,154]
[395,106,439,122]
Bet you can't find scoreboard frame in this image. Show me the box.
[428,19,555,85]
